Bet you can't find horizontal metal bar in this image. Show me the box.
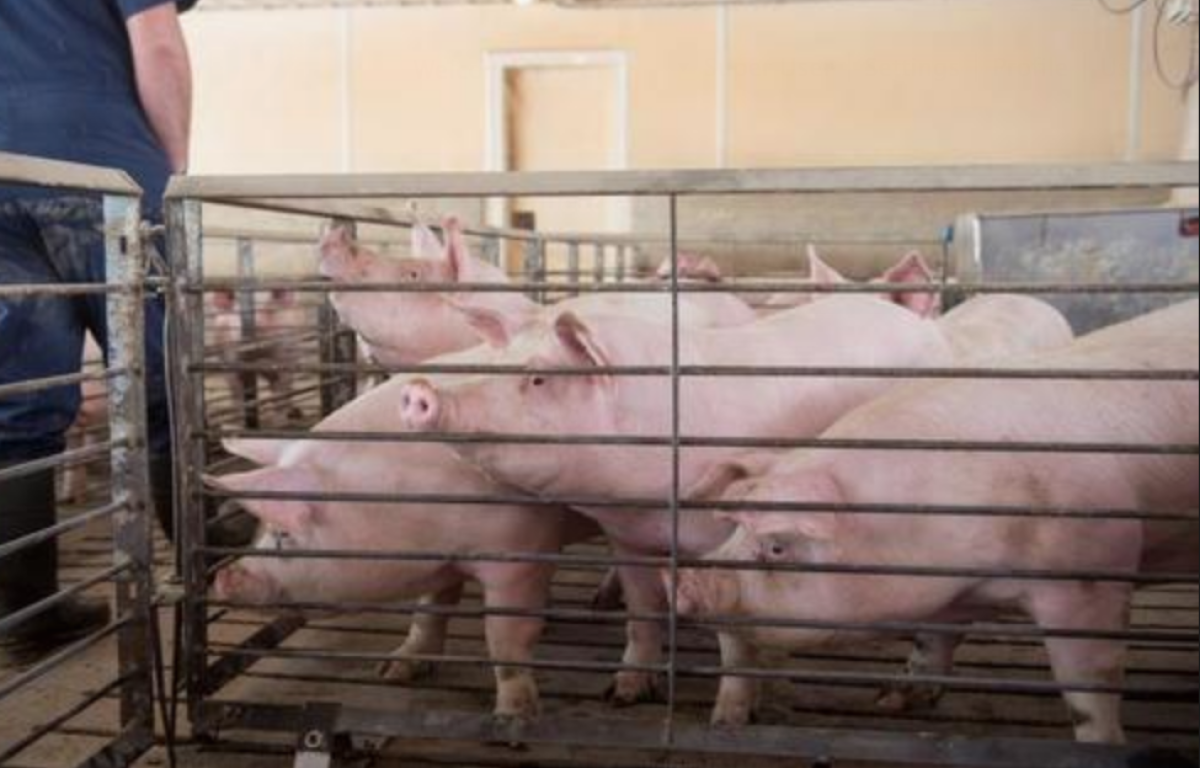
[203,644,1194,700]
[0,152,142,196]
[0,442,128,485]
[0,502,125,563]
[200,545,1191,585]
[0,562,130,639]
[0,283,131,299]
[199,428,1199,457]
[0,618,130,704]
[0,367,127,401]
[166,163,1197,200]
[198,702,1164,768]
[196,362,1200,383]
[188,277,1200,296]
[204,597,1198,646]
[203,486,1197,523]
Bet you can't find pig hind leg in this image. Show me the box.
[711,633,763,729]
[607,553,669,707]
[480,564,554,723]
[380,582,466,684]
[1029,582,1133,744]
[877,632,962,713]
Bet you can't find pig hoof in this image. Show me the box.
[495,678,542,724]
[605,673,665,708]
[876,684,945,713]
[711,702,757,730]
[378,658,436,684]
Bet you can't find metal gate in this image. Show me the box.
[0,153,158,768]
[166,164,1199,768]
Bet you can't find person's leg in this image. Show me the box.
[0,196,109,668]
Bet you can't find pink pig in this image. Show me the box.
[59,336,109,504]
[397,296,958,704]
[209,373,599,723]
[674,299,1198,743]
[765,246,942,318]
[208,289,309,424]
[319,219,758,368]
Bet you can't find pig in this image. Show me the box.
[655,252,724,284]
[209,371,600,723]
[673,299,1199,743]
[208,289,310,425]
[59,335,108,504]
[318,219,759,368]
[397,295,958,705]
[765,246,942,318]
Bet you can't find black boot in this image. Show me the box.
[0,463,111,670]
[149,454,176,542]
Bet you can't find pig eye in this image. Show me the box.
[764,538,789,562]
[530,375,548,388]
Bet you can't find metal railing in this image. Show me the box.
[166,163,1199,768]
[0,153,157,768]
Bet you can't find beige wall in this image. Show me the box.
[184,2,1196,176]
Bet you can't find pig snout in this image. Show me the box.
[213,564,276,605]
[400,380,443,432]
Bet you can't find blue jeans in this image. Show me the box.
[0,195,171,463]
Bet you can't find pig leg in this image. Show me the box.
[712,633,763,729]
[481,564,553,723]
[380,582,465,684]
[592,567,626,612]
[1029,583,1133,744]
[608,551,668,707]
[876,632,961,713]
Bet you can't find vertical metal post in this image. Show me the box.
[594,243,608,287]
[236,238,260,429]
[616,245,629,284]
[482,236,502,269]
[665,195,681,746]
[104,193,157,753]
[568,241,581,297]
[167,197,213,735]
[321,219,359,416]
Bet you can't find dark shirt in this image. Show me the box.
[0,0,196,212]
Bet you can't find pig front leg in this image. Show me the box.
[380,582,465,684]
[1028,582,1133,744]
[711,633,763,729]
[480,564,554,724]
[608,552,668,707]
[877,632,961,713]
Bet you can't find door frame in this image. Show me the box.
[485,50,632,232]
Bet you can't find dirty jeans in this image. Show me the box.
[0,195,171,464]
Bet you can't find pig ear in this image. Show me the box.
[882,252,940,319]
[223,438,289,467]
[807,245,847,285]
[411,221,443,260]
[204,468,317,536]
[443,217,510,286]
[728,470,843,542]
[446,300,520,349]
[553,312,612,371]
[687,459,758,502]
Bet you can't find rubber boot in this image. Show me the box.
[0,464,111,670]
[149,454,176,542]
